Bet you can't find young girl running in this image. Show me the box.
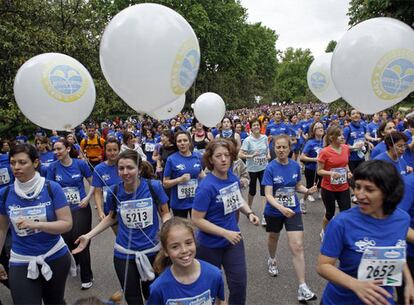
[147,217,226,305]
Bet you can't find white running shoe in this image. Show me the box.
[300,198,307,214]
[307,195,315,202]
[261,217,267,227]
[267,258,279,277]
[298,284,317,302]
[81,280,93,290]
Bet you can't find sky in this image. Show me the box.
[239,0,351,57]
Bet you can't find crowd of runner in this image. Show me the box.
[1,102,414,305]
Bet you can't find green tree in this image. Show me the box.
[325,40,337,53]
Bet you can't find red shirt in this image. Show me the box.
[318,144,350,192]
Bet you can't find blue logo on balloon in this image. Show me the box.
[381,58,414,95]
[179,49,199,90]
[49,65,82,95]
[310,72,327,92]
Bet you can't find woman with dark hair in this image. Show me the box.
[120,131,146,161]
[192,138,259,305]
[141,128,157,167]
[0,144,73,305]
[92,137,122,221]
[73,149,171,305]
[317,160,414,305]
[191,117,213,156]
[374,131,412,176]
[163,131,204,218]
[155,129,177,179]
[47,138,94,289]
[317,126,352,239]
[35,136,56,167]
[216,117,241,150]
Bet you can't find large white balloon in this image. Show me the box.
[332,17,414,114]
[148,95,185,120]
[100,3,200,113]
[194,93,226,128]
[14,53,95,130]
[307,53,340,103]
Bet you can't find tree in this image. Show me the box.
[325,40,337,53]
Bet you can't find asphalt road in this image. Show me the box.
[0,188,330,305]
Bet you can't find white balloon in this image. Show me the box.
[191,103,195,109]
[13,53,95,131]
[100,3,200,113]
[307,53,340,103]
[194,93,226,128]
[148,95,185,120]
[332,17,414,114]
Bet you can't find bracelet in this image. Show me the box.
[246,211,256,219]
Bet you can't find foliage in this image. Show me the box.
[325,40,337,53]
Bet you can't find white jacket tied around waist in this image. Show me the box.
[114,242,160,281]
[9,236,76,281]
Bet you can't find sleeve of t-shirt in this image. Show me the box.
[317,148,328,164]
[343,127,350,144]
[302,141,312,155]
[193,184,212,212]
[320,217,345,258]
[163,157,173,178]
[106,184,117,212]
[46,163,55,180]
[152,180,169,205]
[398,177,414,212]
[79,160,92,178]
[146,282,163,305]
[91,169,103,188]
[241,137,249,151]
[0,187,7,215]
[262,164,274,186]
[296,163,301,183]
[50,181,69,210]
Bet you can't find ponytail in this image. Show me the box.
[153,248,172,274]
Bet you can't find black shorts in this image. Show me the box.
[265,213,303,233]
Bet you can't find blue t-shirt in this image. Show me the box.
[0,153,13,189]
[241,135,269,172]
[266,122,292,137]
[192,172,241,248]
[370,141,387,159]
[147,259,225,305]
[49,135,60,145]
[374,152,408,176]
[367,121,380,145]
[398,173,414,257]
[262,159,301,217]
[47,159,92,211]
[300,118,313,135]
[343,122,366,161]
[321,206,410,305]
[164,152,202,210]
[0,181,69,262]
[106,179,168,259]
[92,162,121,214]
[302,138,324,170]
[142,138,157,164]
[39,151,56,167]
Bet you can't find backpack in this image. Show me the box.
[84,135,104,150]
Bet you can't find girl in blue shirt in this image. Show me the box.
[73,150,171,305]
[141,128,157,166]
[35,136,56,167]
[47,138,94,289]
[92,137,121,221]
[192,138,259,305]
[317,160,414,305]
[0,144,72,305]
[163,131,205,218]
[148,217,226,305]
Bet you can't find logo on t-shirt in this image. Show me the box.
[102,174,110,181]
[355,237,376,253]
[273,176,283,184]
[176,164,185,170]
[166,289,213,305]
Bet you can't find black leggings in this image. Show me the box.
[304,167,322,189]
[62,206,93,283]
[248,170,265,197]
[321,188,351,220]
[9,251,71,305]
[172,208,191,218]
[113,255,156,305]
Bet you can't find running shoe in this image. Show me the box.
[261,216,267,227]
[298,283,317,302]
[267,258,279,277]
[300,198,307,214]
[81,280,93,290]
[307,195,315,202]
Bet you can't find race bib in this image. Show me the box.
[357,246,405,286]
[10,204,47,237]
[145,143,155,152]
[330,168,347,185]
[177,179,198,199]
[275,187,296,207]
[0,168,10,185]
[62,187,81,205]
[120,198,153,229]
[253,155,267,166]
[220,182,244,215]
